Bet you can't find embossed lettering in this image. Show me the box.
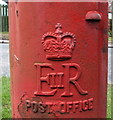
[49,73,57,88]
[25,98,94,114]
[73,101,79,113]
[61,63,88,97]
[57,72,64,88]
[38,102,46,113]
[34,63,57,96]
[25,100,46,113]
[26,100,31,111]
[82,100,88,111]
[46,102,53,113]
[79,101,83,112]
[88,98,93,110]
[34,63,88,97]
[32,101,38,113]
[59,102,66,114]
[67,102,73,113]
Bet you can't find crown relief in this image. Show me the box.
[42,23,76,61]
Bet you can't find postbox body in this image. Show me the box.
[9,2,108,118]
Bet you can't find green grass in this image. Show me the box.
[1,77,113,118]
[0,77,2,119]
[0,32,9,34]
[0,32,9,40]
[109,37,113,41]
[107,84,113,119]
[1,76,12,118]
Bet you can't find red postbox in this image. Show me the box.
[9,1,108,118]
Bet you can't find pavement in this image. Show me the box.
[0,40,9,44]
[108,41,113,48]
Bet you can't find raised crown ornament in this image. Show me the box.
[42,23,76,61]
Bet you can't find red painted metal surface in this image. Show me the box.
[9,2,108,118]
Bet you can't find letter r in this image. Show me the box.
[61,63,88,97]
